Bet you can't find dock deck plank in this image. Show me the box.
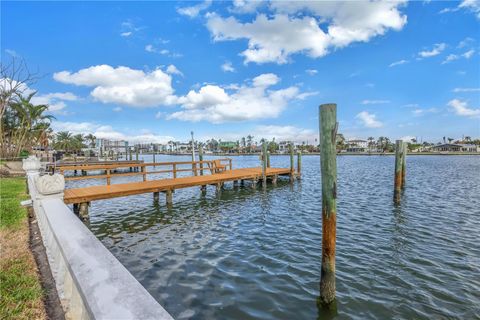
[64,167,292,204]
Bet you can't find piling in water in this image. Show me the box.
[297,151,302,179]
[199,145,204,176]
[402,143,407,189]
[289,143,294,182]
[267,151,271,168]
[319,103,338,305]
[262,143,267,188]
[394,140,404,204]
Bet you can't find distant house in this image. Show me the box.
[278,141,293,154]
[432,143,479,153]
[96,139,128,154]
[346,139,368,152]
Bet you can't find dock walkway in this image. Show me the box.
[64,167,292,205]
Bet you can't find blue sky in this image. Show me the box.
[2,1,479,144]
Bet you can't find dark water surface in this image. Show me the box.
[67,155,480,319]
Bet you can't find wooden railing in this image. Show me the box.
[58,158,233,185]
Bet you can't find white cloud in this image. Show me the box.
[453,87,480,92]
[206,1,407,64]
[230,0,265,14]
[442,49,475,64]
[113,107,122,112]
[167,73,299,123]
[462,49,475,58]
[448,99,480,117]
[305,69,318,75]
[457,37,474,48]
[442,54,460,64]
[253,125,316,143]
[459,0,480,19]
[30,92,79,114]
[120,31,132,37]
[120,20,144,37]
[418,43,446,58]
[356,111,383,128]
[412,107,438,116]
[177,0,212,18]
[361,99,390,105]
[53,65,177,107]
[389,59,408,67]
[221,61,235,72]
[166,64,183,76]
[51,121,175,144]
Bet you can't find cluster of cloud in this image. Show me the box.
[440,0,480,20]
[356,111,383,128]
[30,92,79,114]
[53,65,178,107]
[361,99,390,105]
[53,65,311,123]
[448,99,480,117]
[442,49,475,64]
[203,1,407,64]
[119,20,144,37]
[167,73,302,123]
[51,121,175,144]
[221,61,235,72]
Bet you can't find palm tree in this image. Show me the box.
[55,131,73,152]
[5,92,55,157]
[85,133,96,148]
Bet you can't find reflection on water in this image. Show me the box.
[67,155,480,319]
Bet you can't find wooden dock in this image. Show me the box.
[59,158,298,220]
[64,167,291,205]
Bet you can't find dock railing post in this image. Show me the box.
[267,150,271,168]
[173,163,177,179]
[199,145,204,176]
[297,151,302,179]
[289,143,294,182]
[402,143,407,189]
[394,140,404,203]
[319,103,338,306]
[262,142,267,188]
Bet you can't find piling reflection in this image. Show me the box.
[317,297,338,320]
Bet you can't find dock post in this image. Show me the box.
[402,143,407,189]
[73,203,79,215]
[142,166,146,181]
[216,183,222,193]
[166,190,173,205]
[262,142,267,188]
[267,151,271,168]
[199,145,204,176]
[319,103,338,306]
[252,179,258,189]
[153,192,159,203]
[106,169,111,185]
[78,202,89,221]
[272,175,278,186]
[297,151,302,179]
[394,140,404,204]
[135,147,139,161]
[289,143,295,182]
[153,152,156,165]
[129,148,132,161]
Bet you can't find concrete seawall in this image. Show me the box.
[23,156,173,320]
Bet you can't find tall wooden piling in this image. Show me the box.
[267,151,271,168]
[262,142,267,187]
[199,145,204,176]
[289,143,294,182]
[297,151,302,179]
[394,140,404,204]
[319,103,338,305]
[402,143,407,189]
[153,152,156,164]
[129,148,132,161]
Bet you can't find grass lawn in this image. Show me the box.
[0,177,46,320]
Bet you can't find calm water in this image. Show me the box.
[66,155,480,319]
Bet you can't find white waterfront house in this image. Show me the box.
[432,143,479,153]
[346,139,368,152]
